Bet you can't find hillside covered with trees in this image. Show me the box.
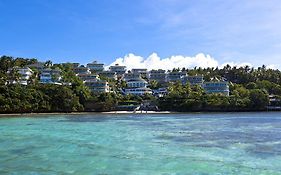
[0,55,281,113]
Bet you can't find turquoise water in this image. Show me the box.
[1,113,281,175]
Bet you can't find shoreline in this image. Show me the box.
[0,110,281,117]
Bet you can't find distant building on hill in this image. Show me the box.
[78,74,100,81]
[73,66,91,75]
[149,69,166,83]
[87,61,104,73]
[99,71,117,80]
[131,69,148,79]
[26,62,45,71]
[7,67,33,85]
[203,77,229,96]
[84,80,110,93]
[182,75,204,85]
[167,71,186,82]
[109,64,126,77]
[39,68,62,84]
[126,78,148,88]
[124,87,152,95]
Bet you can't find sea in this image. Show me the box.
[0,112,281,175]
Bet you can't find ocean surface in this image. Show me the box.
[0,112,281,175]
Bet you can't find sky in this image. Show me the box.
[0,0,281,70]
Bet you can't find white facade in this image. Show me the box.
[126,78,148,88]
[40,68,62,84]
[84,80,110,93]
[7,67,33,85]
[87,61,104,72]
[124,87,152,95]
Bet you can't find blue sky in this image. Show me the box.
[0,0,281,68]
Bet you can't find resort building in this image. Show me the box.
[182,75,204,85]
[99,71,118,80]
[7,67,33,85]
[132,69,148,79]
[149,69,166,82]
[109,64,126,76]
[167,71,186,82]
[123,71,142,81]
[39,68,62,84]
[202,78,229,96]
[87,61,104,73]
[124,87,152,95]
[153,88,168,97]
[84,80,110,93]
[73,66,91,75]
[126,78,148,88]
[26,62,45,72]
[78,74,100,81]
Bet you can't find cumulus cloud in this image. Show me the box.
[107,53,219,70]
[106,52,280,71]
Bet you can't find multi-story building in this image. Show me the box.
[26,62,45,72]
[109,64,126,76]
[7,67,33,85]
[84,80,110,93]
[78,74,100,81]
[123,71,141,81]
[167,71,186,82]
[182,75,204,85]
[132,69,148,79]
[149,69,166,82]
[202,78,229,96]
[39,68,62,84]
[126,78,148,88]
[124,87,152,95]
[99,71,117,80]
[73,66,91,75]
[87,61,104,73]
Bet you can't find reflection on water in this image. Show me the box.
[0,112,281,174]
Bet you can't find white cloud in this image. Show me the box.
[107,53,219,70]
[107,53,279,71]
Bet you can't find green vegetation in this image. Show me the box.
[0,55,281,113]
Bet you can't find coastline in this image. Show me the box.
[1,110,281,117]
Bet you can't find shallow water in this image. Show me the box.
[1,112,281,174]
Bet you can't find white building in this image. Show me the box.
[149,69,166,82]
[124,87,152,95]
[78,74,100,81]
[73,66,91,75]
[7,67,33,85]
[167,71,186,82]
[84,80,110,93]
[99,71,117,80]
[126,78,148,88]
[40,68,62,84]
[203,78,229,96]
[109,64,126,76]
[182,75,204,85]
[87,61,104,73]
